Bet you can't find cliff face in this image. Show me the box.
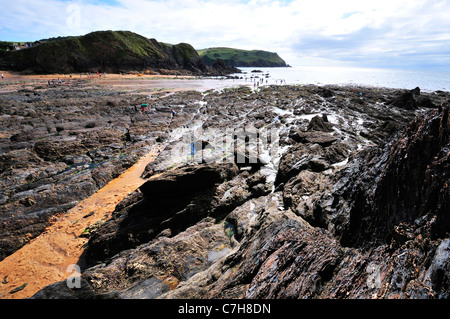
[0,31,237,75]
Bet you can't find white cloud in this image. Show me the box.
[1,0,450,69]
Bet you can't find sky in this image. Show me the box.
[1,0,450,70]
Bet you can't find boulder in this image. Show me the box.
[416,95,435,108]
[290,130,338,146]
[275,143,331,186]
[307,115,334,132]
[140,163,238,196]
[387,91,417,110]
[410,87,421,96]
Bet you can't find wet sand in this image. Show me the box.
[0,71,247,93]
[98,78,247,92]
[0,145,163,299]
[0,71,193,81]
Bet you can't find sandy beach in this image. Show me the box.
[0,70,247,94]
[0,70,193,81]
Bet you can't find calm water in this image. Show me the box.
[234,66,450,92]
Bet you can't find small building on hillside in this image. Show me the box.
[6,41,42,51]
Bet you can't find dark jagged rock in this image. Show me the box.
[387,91,417,110]
[291,130,338,146]
[3,84,445,300]
[335,102,449,247]
[0,84,206,261]
[318,87,334,98]
[416,95,436,108]
[211,58,241,75]
[410,87,421,96]
[275,142,332,186]
[159,104,448,300]
[140,163,237,196]
[307,115,334,132]
[84,163,272,266]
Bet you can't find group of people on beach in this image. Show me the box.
[85,72,107,78]
[245,75,287,89]
[43,71,107,85]
[0,72,109,83]
[47,78,64,86]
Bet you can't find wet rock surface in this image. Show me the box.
[0,81,208,260]
[2,82,448,299]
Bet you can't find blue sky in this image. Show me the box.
[1,0,450,70]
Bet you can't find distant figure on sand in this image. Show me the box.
[1,74,4,80]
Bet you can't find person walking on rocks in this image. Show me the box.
[1,74,4,80]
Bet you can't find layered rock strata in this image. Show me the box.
[2,83,448,299]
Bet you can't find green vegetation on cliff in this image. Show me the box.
[0,42,10,57]
[0,31,208,74]
[197,47,287,67]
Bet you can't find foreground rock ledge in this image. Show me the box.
[31,93,449,299]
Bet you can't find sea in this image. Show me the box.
[232,66,450,93]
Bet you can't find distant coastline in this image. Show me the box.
[198,47,288,68]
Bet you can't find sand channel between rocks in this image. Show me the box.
[0,145,164,299]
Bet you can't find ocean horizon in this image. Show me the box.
[233,66,450,93]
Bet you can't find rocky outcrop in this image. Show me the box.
[387,92,417,110]
[84,163,246,265]
[386,87,440,111]
[210,58,241,75]
[336,102,449,247]
[0,83,209,261]
[5,83,447,299]
[158,103,449,299]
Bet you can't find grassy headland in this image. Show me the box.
[198,47,288,67]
